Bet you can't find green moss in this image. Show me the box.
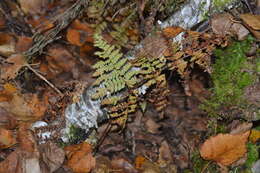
[187,150,219,173]
[213,0,235,11]
[201,36,255,117]
[246,142,259,168]
[67,125,88,144]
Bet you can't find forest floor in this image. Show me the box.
[0,0,260,173]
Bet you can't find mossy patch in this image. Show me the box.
[200,36,255,117]
[213,0,237,12]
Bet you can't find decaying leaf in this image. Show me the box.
[211,13,249,40]
[0,84,47,122]
[66,142,96,173]
[18,0,47,14]
[0,128,16,149]
[200,131,250,166]
[0,54,26,80]
[111,158,138,173]
[0,107,17,129]
[240,13,260,39]
[0,33,15,56]
[39,142,65,172]
[66,20,94,46]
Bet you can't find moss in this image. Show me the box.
[201,36,255,117]
[187,150,219,173]
[66,125,88,144]
[246,142,259,168]
[213,0,236,12]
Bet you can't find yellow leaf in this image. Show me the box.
[249,129,260,143]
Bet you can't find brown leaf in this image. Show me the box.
[66,142,96,173]
[240,14,260,30]
[211,13,249,40]
[18,0,47,14]
[0,54,26,80]
[42,46,76,79]
[162,26,184,39]
[111,158,138,173]
[240,13,260,39]
[0,107,17,129]
[158,141,173,167]
[0,85,47,122]
[0,128,16,149]
[0,33,15,56]
[145,118,160,134]
[0,124,41,173]
[200,131,250,166]
[66,20,94,46]
[39,142,65,172]
[15,36,33,53]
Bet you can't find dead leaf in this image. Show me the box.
[240,13,260,39]
[158,141,173,167]
[18,0,47,14]
[240,14,260,30]
[0,85,47,122]
[200,131,250,166]
[41,46,76,79]
[15,36,33,53]
[66,142,96,173]
[162,26,184,39]
[0,128,16,149]
[0,54,26,80]
[67,20,94,46]
[145,118,160,134]
[0,33,15,56]
[211,13,249,40]
[39,141,65,172]
[0,124,41,173]
[111,158,138,173]
[93,156,111,173]
[230,122,252,135]
[0,107,17,129]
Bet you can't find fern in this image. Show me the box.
[91,32,169,128]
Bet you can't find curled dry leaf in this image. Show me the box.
[66,142,96,173]
[200,131,250,166]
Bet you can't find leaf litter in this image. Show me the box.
[0,0,260,173]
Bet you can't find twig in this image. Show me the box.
[25,63,63,96]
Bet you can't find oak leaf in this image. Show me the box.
[200,131,250,166]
